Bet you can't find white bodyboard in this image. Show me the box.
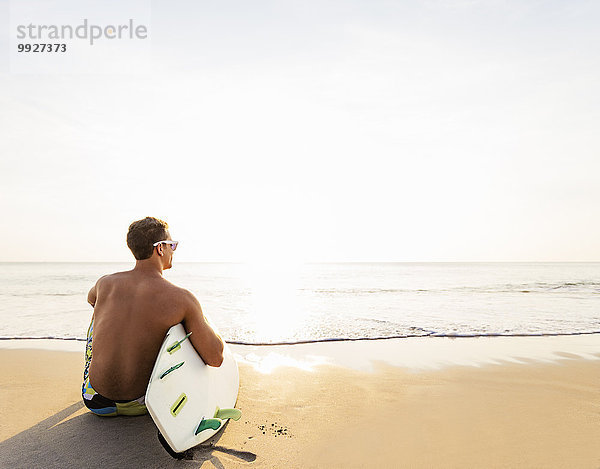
[146,323,240,453]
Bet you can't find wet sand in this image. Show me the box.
[0,339,599,468]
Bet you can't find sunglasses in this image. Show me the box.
[153,240,179,251]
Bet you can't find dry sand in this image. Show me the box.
[0,343,599,468]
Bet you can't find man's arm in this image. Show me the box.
[182,291,224,367]
[87,281,98,307]
[87,275,107,307]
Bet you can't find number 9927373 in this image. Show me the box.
[17,43,67,52]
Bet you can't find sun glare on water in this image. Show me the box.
[241,261,308,343]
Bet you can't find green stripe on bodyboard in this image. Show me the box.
[170,393,187,416]
[167,332,193,354]
[160,361,185,379]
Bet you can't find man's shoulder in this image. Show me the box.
[95,272,197,303]
[159,280,197,302]
[96,271,129,284]
[170,284,198,303]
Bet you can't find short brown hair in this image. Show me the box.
[126,217,169,260]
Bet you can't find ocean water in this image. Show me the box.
[0,262,598,345]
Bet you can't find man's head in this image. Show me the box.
[127,217,175,268]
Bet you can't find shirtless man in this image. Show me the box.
[82,216,224,416]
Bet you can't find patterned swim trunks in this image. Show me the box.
[82,319,147,417]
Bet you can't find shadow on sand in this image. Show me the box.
[0,402,256,468]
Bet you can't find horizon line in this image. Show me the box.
[1,260,599,264]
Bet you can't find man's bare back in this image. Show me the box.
[85,218,223,402]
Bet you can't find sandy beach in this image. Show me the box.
[1,338,599,468]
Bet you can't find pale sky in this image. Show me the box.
[1,0,599,262]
